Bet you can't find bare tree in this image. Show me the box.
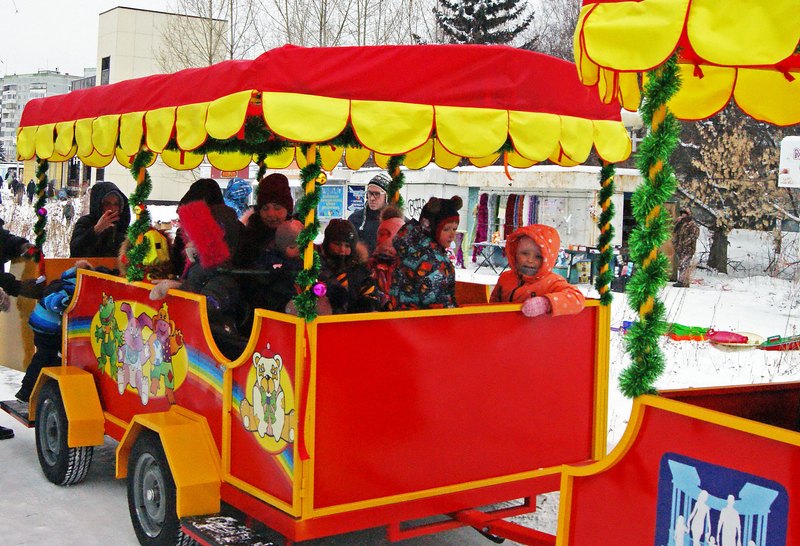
[255,0,352,47]
[256,0,438,47]
[526,0,578,59]
[676,104,797,273]
[155,0,261,71]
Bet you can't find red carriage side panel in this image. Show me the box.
[228,312,302,511]
[562,396,800,545]
[65,272,226,448]
[311,305,599,510]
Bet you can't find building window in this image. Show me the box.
[101,57,111,85]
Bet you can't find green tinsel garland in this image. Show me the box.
[291,149,323,321]
[386,155,406,210]
[125,150,155,282]
[594,162,616,306]
[619,54,682,398]
[33,159,49,253]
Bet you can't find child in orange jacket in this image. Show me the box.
[489,224,585,317]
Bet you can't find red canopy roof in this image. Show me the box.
[20,44,622,128]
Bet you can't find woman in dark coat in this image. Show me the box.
[69,181,131,257]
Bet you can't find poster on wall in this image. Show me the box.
[539,197,570,236]
[347,185,365,215]
[318,185,345,220]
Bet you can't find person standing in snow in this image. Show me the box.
[0,220,44,440]
[673,208,700,288]
[26,179,36,205]
[489,224,585,317]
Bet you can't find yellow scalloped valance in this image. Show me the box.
[18,91,631,169]
[575,0,800,125]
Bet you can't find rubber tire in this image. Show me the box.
[127,431,195,546]
[35,380,94,485]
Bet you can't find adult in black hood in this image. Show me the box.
[70,181,131,257]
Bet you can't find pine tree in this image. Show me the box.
[433,0,534,45]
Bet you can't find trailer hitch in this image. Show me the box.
[474,526,506,543]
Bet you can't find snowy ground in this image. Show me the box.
[1,190,799,544]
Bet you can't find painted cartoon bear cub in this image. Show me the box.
[240,349,296,443]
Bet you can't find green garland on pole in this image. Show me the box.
[292,148,323,321]
[386,155,406,210]
[33,158,49,254]
[619,53,682,398]
[594,162,616,305]
[125,150,155,282]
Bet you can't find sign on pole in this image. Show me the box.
[778,136,800,188]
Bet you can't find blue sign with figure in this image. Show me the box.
[318,185,344,219]
[347,185,365,214]
[654,452,788,546]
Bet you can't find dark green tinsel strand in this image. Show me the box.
[33,158,49,253]
[125,150,155,282]
[292,149,323,321]
[594,162,616,305]
[255,155,267,182]
[619,53,681,399]
[386,155,406,210]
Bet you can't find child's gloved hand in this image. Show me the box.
[521,296,551,318]
[18,279,44,300]
[0,288,10,312]
[149,279,182,300]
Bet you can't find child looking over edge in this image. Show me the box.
[16,261,94,403]
[490,225,585,317]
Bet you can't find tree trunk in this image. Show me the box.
[708,228,729,274]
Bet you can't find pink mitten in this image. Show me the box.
[521,296,551,318]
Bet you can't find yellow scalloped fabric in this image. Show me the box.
[576,0,800,125]
[17,91,631,168]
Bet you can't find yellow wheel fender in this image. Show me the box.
[29,367,105,448]
[116,406,221,518]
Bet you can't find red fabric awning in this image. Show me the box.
[20,44,622,128]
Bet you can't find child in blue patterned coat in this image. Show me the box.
[390,196,462,310]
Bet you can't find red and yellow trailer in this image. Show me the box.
[10,30,798,545]
[6,43,630,545]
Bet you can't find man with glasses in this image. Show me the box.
[347,173,391,254]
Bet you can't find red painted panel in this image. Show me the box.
[229,315,300,505]
[566,405,800,545]
[65,273,226,448]
[313,307,598,508]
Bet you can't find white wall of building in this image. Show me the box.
[96,7,227,201]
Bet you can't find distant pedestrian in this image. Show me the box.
[673,208,700,288]
[26,179,36,205]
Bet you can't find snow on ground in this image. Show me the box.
[1,191,799,543]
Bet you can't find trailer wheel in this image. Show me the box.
[35,381,94,485]
[127,431,195,546]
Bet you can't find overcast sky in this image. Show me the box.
[0,0,171,77]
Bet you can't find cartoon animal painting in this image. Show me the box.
[146,303,184,404]
[240,347,296,444]
[95,293,123,377]
[117,302,153,405]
